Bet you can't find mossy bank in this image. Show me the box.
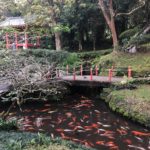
[102,84,150,128]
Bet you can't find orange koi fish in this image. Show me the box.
[96,141,105,145]
[123,139,132,144]
[131,131,150,136]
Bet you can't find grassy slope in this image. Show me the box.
[106,85,150,127]
[93,52,150,77]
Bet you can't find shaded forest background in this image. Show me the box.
[0,0,149,51]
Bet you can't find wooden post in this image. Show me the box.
[90,67,93,80]
[6,33,9,49]
[80,65,83,76]
[128,66,132,79]
[15,33,18,49]
[95,65,98,76]
[66,65,69,76]
[73,68,76,80]
[108,69,112,82]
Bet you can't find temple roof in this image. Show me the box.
[0,17,25,27]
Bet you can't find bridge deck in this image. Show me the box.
[60,76,123,87]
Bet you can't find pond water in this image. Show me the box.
[2,95,150,150]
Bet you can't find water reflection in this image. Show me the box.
[2,95,150,150]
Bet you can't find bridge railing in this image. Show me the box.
[53,65,132,82]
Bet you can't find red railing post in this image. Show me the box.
[95,65,98,76]
[128,66,132,79]
[111,66,114,77]
[90,67,93,80]
[80,65,83,76]
[66,65,69,76]
[108,69,112,82]
[25,33,28,49]
[6,33,9,49]
[15,33,18,49]
[73,68,76,80]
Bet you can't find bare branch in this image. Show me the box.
[116,0,146,17]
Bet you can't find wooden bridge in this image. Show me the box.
[55,65,132,87]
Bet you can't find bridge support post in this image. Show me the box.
[80,65,83,76]
[108,69,112,82]
[73,68,76,80]
[128,66,132,79]
[90,68,93,80]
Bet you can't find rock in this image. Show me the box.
[129,46,137,53]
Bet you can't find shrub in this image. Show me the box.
[0,118,17,131]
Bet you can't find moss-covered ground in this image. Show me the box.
[104,84,150,127]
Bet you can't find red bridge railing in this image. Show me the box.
[54,65,132,82]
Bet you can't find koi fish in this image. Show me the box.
[102,124,111,128]
[96,141,105,145]
[131,131,150,136]
[40,109,50,112]
[105,141,115,147]
[83,115,89,120]
[64,129,74,132]
[72,117,76,122]
[123,139,132,144]
[97,122,103,125]
[48,110,57,114]
[94,110,100,113]
[91,123,99,128]
[135,136,143,142]
[117,129,127,135]
[65,112,72,117]
[128,145,145,150]
[56,128,64,132]
[68,122,74,126]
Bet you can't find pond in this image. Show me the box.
[1,95,150,150]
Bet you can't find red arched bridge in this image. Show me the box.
[54,65,132,87]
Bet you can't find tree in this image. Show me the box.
[98,0,146,51]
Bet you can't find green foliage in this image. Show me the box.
[52,24,70,33]
[78,49,112,59]
[0,118,17,131]
[93,52,150,77]
[62,53,81,69]
[0,132,95,150]
[129,34,150,45]
[119,27,139,40]
[20,49,71,64]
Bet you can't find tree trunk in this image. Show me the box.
[93,37,96,51]
[55,32,62,51]
[110,19,119,51]
[79,40,83,51]
[98,0,119,51]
